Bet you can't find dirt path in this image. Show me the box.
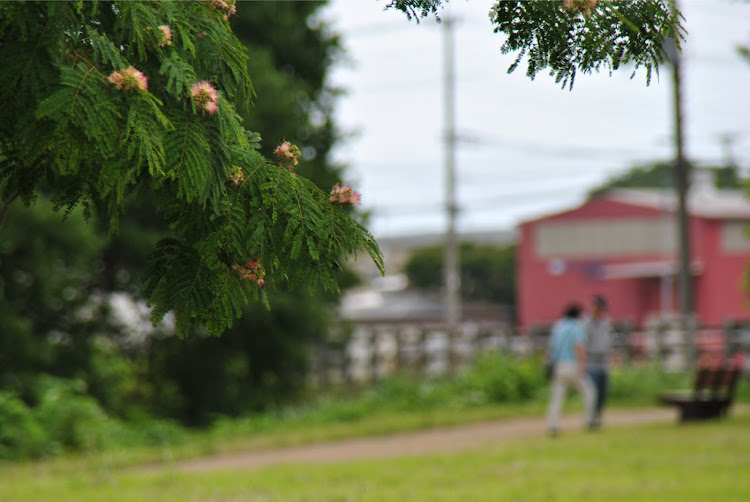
[161,407,682,473]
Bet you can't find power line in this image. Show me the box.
[453,131,666,159]
[366,181,599,216]
[341,22,425,39]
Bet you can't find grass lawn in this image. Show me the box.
[2,413,749,502]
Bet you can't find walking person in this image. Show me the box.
[586,295,612,429]
[546,303,597,436]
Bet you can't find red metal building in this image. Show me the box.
[517,172,750,328]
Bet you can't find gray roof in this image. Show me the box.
[376,229,517,250]
[339,289,444,322]
[607,171,750,220]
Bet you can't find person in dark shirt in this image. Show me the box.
[585,295,611,429]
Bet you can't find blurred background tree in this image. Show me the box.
[0,200,104,402]
[403,243,516,308]
[589,162,742,197]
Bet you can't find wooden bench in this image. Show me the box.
[659,365,741,422]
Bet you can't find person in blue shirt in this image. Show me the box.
[546,303,597,436]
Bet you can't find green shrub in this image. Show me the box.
[460,353,546,404]
[32,376,113,452]
[303,398,373,423]
[368,376,452,411]
[0,392,50,460]
[130,419,189,447]
[87,337,144,417]
[608,363,690,405]
[0,376,196,461]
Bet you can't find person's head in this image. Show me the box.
[563,303,582,319]
[591,295,608,318]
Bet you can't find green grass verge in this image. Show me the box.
[0,401,549,474]
[1,413,749,501]
[2,361,747,471]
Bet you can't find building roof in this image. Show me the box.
[606,170,750,220]
[376,229,517,250]
[608,189,750,219]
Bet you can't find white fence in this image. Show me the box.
[309,318,750,387]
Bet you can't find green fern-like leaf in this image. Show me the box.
[1,0,384,337]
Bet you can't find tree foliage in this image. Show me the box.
[135,2,360,424]
[0,199,105,399]
[0,1,383,337]
[386,0,684,89]
[0,1,362,425]
[740,44,750,64]
[230,1,344,191]
[143,292,334,426]
[404,243,516,306]
[588,162,742,198]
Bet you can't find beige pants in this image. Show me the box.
[547,361,597,430]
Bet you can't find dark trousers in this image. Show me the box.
[587,368,608,419]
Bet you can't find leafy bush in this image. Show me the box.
[33,376,113,452]
[608,363,690,405]
[460,353,546,404]
[0,392,50,460]
[87,338,144,418]
[290,353,548,425]
[366,376,457,411]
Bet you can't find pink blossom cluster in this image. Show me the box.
[158,25,173,47]
[107,66,148,92]
[208,0,237,21]
[232,258,265,288]
[229,166,244,186]
[190,80,220,115]
[274,141,301,173]
[563,0,597,17]
[329,184,361,206]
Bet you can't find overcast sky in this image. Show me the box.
[320,0,750,238]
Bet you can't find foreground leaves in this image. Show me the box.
[0,1,382,336]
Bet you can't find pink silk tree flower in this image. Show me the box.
[107,66,148,91]
[158,25,173,47]
[329,184,362,206]
[190,80,220,115]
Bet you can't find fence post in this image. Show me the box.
[341,342,352,386]
[651,318,664,368]
[448,325,459,374]
[394,328,404,373]
[530,324,545,357]
[369,328,379,383]
[723,318,741,362]
[416,329,428,376]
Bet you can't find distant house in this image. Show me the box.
[517,171,750,328]
[341,230,516,324]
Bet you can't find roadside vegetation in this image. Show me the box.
[2,354,746,468]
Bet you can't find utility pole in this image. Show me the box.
[720,133,738,170]
[665,0,694,369]
[443,15,460,344]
